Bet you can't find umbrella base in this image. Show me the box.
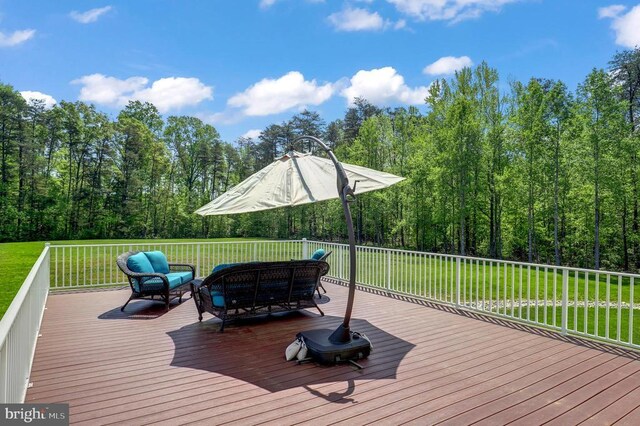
[297,327,371,365]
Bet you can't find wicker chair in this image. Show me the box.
[191,260,329,332]
[116,251,195,311]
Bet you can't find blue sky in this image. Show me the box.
[1,0,640,142]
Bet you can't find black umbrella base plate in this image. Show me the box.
[297,328,371,365]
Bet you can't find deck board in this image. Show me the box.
[25,282,640,425]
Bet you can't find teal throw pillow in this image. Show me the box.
[127,252,154,274]
[144,251,170,274]
[311,249,326,260]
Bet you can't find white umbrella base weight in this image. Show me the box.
[297,328,371,365]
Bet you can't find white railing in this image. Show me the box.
[45,238,640,350]
[0,245,50,403]
[49,240,304,289]
[307,240,640,351]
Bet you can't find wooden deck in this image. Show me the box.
[26,280,640,425]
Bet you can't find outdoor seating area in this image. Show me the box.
[116,251,195,311]
[191,259,329,331]
[24,280,640,424]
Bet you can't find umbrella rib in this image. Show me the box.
[291,155,317,204]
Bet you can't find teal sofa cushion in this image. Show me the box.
[144,251,170,274]
[311,249,325,260]
[128,252,154,274]
[211,263,239,274]
[211,291,225,307]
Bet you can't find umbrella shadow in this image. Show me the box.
[166,314,415,394]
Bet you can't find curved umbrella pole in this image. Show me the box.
[292,136,357,344]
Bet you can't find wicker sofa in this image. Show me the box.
[116,251,195,311]
[191,260,329,332]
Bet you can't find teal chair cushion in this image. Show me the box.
[127,252,154,274]
[173,271,194,284]
[311,249,325,260]
[144,251,170,274]
[142,273,184,291]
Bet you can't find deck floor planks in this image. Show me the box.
[178,332,553,426]
[25,281,640,425]
[544,369,640,425]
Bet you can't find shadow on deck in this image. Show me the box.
[26,280,640,425]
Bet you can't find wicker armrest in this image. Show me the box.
[169,263,195,274]
[134,272,170,291]
[190,279,204,290]
[127,271,166,281]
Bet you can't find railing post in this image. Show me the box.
[456,257,461,307]
[45,243,50,286]
[386,250,391,292]
[0,336,6,402]
[561,269,569,335]
[302,238,308,259]
[196,244,201,278]
[253,242,258,261]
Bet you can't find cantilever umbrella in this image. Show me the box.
[195,135,404,364]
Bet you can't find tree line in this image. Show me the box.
[1,49,639,271]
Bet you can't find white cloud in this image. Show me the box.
[341,67,430,106]
[394,19,407,30]
[328,7,387,31]
[387,0,519,23]
[242,129,262,139]
[70,6,112,24]
[72,74,213,113]
[259,0,278,9]
[228,71,334,116]
[598,5,626,19]
[423,56,473,75]
[0,29,36,47]
[600,5,640,48]
[20,91,57,108]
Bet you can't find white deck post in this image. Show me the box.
[386,250,391,292]
[561,269,569,335]
[196,243,201,277]
[456,257,461,307]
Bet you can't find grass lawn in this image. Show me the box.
[0,238,263,320]
[0,241,51,319]
[503,306,640,345]
[344,249,640,305]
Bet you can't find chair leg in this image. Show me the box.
[315,303,324,316]
[121,295,133,312]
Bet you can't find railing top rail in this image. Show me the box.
[0,246,49,345]
[48,240,302,249]
[306,240,640,279]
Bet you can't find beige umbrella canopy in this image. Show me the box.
[194,151,405,216]
[195,135,404,365]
